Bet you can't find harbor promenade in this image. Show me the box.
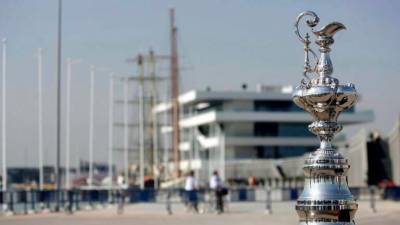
[0,201,399,225]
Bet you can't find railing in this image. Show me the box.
[0,189,111,214]
[0,186,397,215]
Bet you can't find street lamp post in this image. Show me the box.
[293,11,358,225]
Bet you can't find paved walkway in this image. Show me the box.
[0,201,399,225]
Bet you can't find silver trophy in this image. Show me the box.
[293,11,358,225]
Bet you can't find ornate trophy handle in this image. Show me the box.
[294,11,319,43]
[295,11,320,84]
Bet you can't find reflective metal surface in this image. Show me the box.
[293,11,358,225]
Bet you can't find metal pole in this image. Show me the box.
[265,185,272,214]
[139,83,144,189]
[370,186,376,213]
[166,189,172,215]
[162,98,169,177]
[170,9,180,176]
[88,65,95,188]
[55,0,62,211]
[108,73,114,189]
[188,128,193,171]
[37,48,44,191]
[123,79,129,187]
[220,127,225,181]
[1,38,7,212]
[208,142,212,180]
[153,112,159,189]
[194,128,200,181]
[65,58,80,191]
[149,51,159,189]
[65,58,71,190]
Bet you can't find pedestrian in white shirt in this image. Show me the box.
[210,171,222,189]
[185,171,197,191]
[184,170,198,212]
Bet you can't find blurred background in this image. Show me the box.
[0,0,398,204]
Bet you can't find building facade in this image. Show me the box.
[155,86,373,185]
[341,130,393,187]
[388,115,400,185]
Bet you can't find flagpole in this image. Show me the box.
[1,38,7,212]
[108,73,114,189]
[37,48,44,191]
[88,65,95,188]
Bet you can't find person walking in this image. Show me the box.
[116,188,125,215]
[184,170,198,213]
[116,174,126,215]
[210,170,225,214]
[66,188,74,214]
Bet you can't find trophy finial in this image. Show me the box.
[295,11,347,78]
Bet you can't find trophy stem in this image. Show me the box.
[319,139,332,149]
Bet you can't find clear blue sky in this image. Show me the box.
[0,0,399,167]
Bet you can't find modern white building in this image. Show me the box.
[155,85,374,184]
[388,115,400,185]
[339,129,370,187]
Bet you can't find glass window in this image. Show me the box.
[278,146,315,158]
[195,100,223,113]
[279,123,314,137]
[254,122,278,137]
[255,146,316,159]
[254,100,355,113]
[198,125,210,136]
[256,146,279,158]
[254,122,313,137]
[254,100,302,112]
